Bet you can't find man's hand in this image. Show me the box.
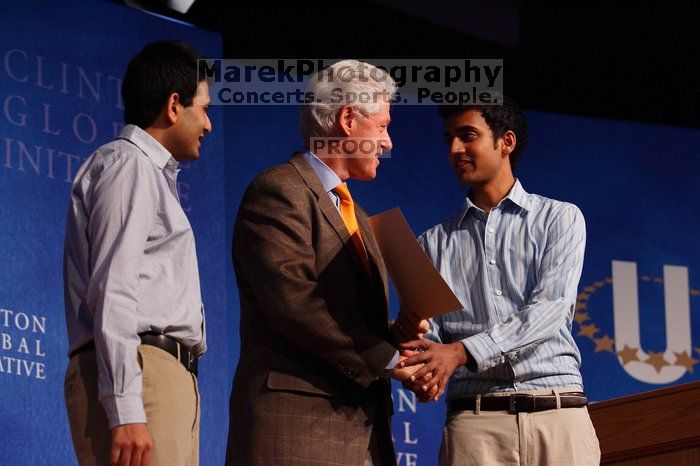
[399,339,468,401]
[110,423,153,466]
[390,350,439,402]
[391,306,429,344]
[390,350,424,382]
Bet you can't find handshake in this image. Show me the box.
[389,308,470,402]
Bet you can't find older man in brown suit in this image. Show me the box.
[225,61,426,466]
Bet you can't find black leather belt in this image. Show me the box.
[69,332,198,377]
[447,392,588,414]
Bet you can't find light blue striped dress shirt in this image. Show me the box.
[418,180,586,398]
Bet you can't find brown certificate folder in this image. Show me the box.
[369,207,463,319]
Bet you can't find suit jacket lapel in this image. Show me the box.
[356,209,390,311]
[288,153,373,286]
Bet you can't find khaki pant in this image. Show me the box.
[64,344,200,466]
[439,389,600,466]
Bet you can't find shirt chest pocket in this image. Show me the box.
[501,234,539,293]
[147,193,192,242]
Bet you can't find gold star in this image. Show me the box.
[605,278,613,284]
[594,335,615,353]
[575,301,588,311]
[645,350,668,373]
[617,345,639,365]
[578,323,600,339]
[574,311,590,324]
[690,289,700,296]
[641,275,651,282]
[674,351,699,374]
[577,292,590,301]
[584,286,596,293]
[594,281,605,287]
[653,277,663,283]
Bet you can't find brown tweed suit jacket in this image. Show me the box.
[226,153,398,466]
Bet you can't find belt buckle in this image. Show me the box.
[509,393,534,413]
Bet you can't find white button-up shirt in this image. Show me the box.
[63,125,206,428]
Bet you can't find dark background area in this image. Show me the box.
[115,0,699,129]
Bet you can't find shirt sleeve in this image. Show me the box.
[461,204,586,372]
[85,153,158,428]
[385,350,400,370]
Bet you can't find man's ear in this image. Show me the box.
[336,105,355,137]
[501,130,517,158]
[164,92,181,125]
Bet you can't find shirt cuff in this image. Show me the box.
[385,350,400,370]
[461,333,502,373]
[102,395,147,429]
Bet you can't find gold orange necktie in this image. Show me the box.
[333,183,372,276]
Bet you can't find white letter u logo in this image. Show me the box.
[612,260,692,384]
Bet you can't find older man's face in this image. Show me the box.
[345,101,393,181]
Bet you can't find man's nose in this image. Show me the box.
[381,131,393,152]
[449,137,464,155]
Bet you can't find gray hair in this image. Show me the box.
[300,60,397,142]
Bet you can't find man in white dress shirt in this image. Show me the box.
[63,41,212,466]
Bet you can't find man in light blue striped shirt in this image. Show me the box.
[400,97,600,465]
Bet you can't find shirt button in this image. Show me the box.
[488,227,495,233]
[489,258,496,265]
[496,289,503,296]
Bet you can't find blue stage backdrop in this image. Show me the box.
[2,2,699,465]
[0,2,227,465]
